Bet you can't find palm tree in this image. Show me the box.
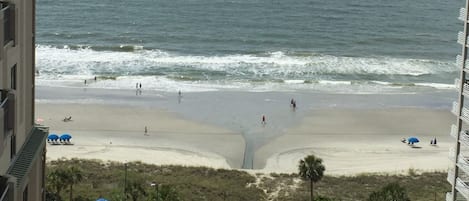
[298,155,325,201]
[47,168,68,200]
[64,166,83,201]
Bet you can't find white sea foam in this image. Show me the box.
[35,45,457,93]
[414,82,456,89]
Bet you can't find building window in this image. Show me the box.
[1,3,15,45]
[11,65,16,90]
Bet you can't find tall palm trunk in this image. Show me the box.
[69,184,73,201]
[310,179,313,201]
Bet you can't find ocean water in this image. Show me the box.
[36,0,462,94]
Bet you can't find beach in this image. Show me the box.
[37,86,454,175]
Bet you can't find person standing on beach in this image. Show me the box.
[144,126,148,135]
[139,83,142,89]
[136,83,138,89]
[262,115,266,125]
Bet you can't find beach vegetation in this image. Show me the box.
[47,168,68,200]
[97,75,117,80]
[45,159,449,201]
[64,166,84,201]
[298,155,326,201]
[367,182,410,201]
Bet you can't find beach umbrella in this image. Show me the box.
[60,134,72,141]
[47,134,59,141]
[408,137,419,144]
[96,198,108,201]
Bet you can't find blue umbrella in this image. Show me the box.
[47,134,59,141]
[60,134,72,141]
[408,137,419,144]
[96,198,108,201]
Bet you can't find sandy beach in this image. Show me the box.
[38,103,245,169]
[258,109,454,175]
[37,87,454,175]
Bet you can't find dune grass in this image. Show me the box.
[46,159,449,201]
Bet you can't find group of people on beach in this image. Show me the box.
[261,98,298,125]
[430,138,437,145]
[84,76,97,85]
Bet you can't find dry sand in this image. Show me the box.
[37,103,454,175]
[258,108,454,175]
[38,103,245,169]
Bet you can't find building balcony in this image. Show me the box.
[456,178,469,200]
[463,84,469,97]
[7,126,47,190]
[453,101,459,116]
[458,31,466,45]
[456,55,463,67]
[447,191,469,201]
[450,147,457,161]
[456,55,469,70]
[451,124,458,139]
[449,169,456,185]
[459,8,467,22]
[452,101,469,124]
[460,130,469,148]
[458,155,469,175]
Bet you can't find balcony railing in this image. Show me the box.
[453,101,459,116]
[458,155,469,175]
[446,192,452,201]
[450,147,457,161]
[463,84,469,97]
[449,169,456,185]
[451,124,458,139]
[454,101,469,124]
[456,178,469,200]
[459,8,467,22]
[462,107,469,124]
[458,31,466,45]
[457,55,463,66]
[459,130,469,147]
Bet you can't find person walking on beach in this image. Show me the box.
[139,83,142,89]
[144,126,148,136]
[136,83,138,89]
[262,115,266,125]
